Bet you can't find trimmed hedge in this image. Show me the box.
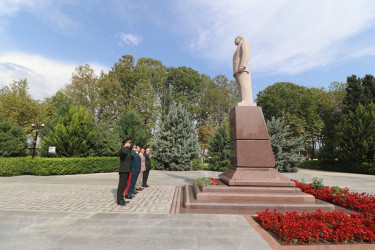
[0,156,118,176]
[298,160,375,175]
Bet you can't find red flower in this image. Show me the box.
[255,180,375,245]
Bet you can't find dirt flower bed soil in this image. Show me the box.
[255,179,375,245]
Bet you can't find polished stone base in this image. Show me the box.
[219,168,295,186]
[177,180,335,215]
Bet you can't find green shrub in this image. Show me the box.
[331,185,343,195]
[207,124,230,172]
[0,116,27,157]
[0,156,118,176]
[311,177,324,190]
[192,158,202,170]
[298,160,375,175]
[298,160,321,170]
[194,177,213,187]
[150,158,156,170]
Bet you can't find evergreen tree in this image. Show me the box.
[267,117,304,172]
[40,99,72,139]
[0,116,27,157]
[116,110,150,148]
[343,75,367,113]
[207,124,230,172]
[153,103,200,170]
[363,74,375,102]
[90,122,120,156]
[317,139,339,162]
[337,103,375,165]
[40,106,96,157]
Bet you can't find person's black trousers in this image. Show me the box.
[117,172,130,203]
[143,169,150,186]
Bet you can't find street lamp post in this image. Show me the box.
[31,122,45,158]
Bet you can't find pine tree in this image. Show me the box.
[267,117,304,172]
[337,103,375,164]
[153,103,200,170]
[207,124,230,171]
[116,110,150,148]
[40,106,96,157]
[0,116,27,157]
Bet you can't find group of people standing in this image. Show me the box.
[116,138,152,206]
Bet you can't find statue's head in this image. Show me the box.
[234,35,244,45]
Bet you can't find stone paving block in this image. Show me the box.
[57,234,93,248]
[2,169,373,249]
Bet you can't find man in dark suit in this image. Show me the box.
[126,144,138,199]
[143,148,151,187]
[117,138,132,206]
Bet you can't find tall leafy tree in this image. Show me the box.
[41,90,71,123]
[198,124,214,155]
[153,103,200,170]
[166,66,203,121]
[197,74,237,151]
[130,58,167,131]
[40,106,96,157]
[267,117,304,173]
[108,55,136,107]
[0,116,27,157]
[256,82,326,157]
[0,79,41,134]
[116,110,150,148]
[207,124,230,172]
[64,64,100,118]
[96,73,127,126]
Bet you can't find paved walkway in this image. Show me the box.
[0,169,374,249]
[283,168,375,194]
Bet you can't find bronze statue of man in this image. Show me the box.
[233,35,255,106]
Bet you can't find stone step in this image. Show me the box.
[200,184,302,194]
[181,185,335,215]
[196,192,315,204]
[184,201,335,215]
[193,184,314,204]
[169,186,182,214]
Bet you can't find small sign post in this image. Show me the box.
[48,146,56,154]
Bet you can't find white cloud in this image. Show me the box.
[0,51,108,100]
[174,0,375,75]
[0,0,81,35]
[116,32,142,46]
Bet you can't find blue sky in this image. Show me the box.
[1,0,375,100]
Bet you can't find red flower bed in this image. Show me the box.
[255,180,375,245]
[292,179,375,216]
[256,209,375,244]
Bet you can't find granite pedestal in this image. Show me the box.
[180,106,335,214]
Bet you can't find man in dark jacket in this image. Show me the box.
[117,138,132,206]
[126,145,138,199]
[143,148,151,187]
